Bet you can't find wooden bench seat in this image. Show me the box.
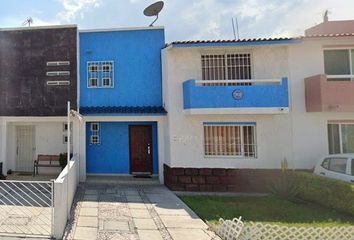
[33,154,61,175]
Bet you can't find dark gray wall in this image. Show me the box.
[0,26,77,116]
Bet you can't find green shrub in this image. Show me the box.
[59,153,67,169]
[290,171,354,216]
[268,171,300,201]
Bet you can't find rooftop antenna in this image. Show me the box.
[323,9,330,22]
[143,1,164,27]
[22,17,33,27]
[232,17,240,40]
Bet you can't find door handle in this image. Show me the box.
[147,145,151,155]
[320,172,326,175]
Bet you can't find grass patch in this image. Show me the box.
[180,195,354,227]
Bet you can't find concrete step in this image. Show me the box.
[85,175,160,185]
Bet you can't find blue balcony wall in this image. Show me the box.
[79,28,165,107]
[183,78,289,109]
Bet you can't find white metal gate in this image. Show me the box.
[16,126,35,172]
[0,180,53,238]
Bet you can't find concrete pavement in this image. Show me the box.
[63,182,220,240]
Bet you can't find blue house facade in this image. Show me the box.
[79,27,166,178]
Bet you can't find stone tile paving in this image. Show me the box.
[63,183,220,240]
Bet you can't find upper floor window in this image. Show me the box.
[324,49,354,81]
[201,53,251,86]
[87,61,114,88]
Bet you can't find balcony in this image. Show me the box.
[183,78,289,115]
[305,74,354,112]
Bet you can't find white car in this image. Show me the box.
[314,154,354,183]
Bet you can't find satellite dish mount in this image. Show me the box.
[143,1,164,27]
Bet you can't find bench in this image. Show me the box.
[33,155,61,175]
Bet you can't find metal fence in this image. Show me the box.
[0,180,53,237]
[217,218,354,240]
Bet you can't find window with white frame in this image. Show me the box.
[102,78,111,87]
[201,53,251,86]
[91,122,99,132]
[203,123,257,157]
[87,61,114,88]
[328,122,354,154]
[90,122,100,145]
[90,135,100,144]
[324,49,354,81]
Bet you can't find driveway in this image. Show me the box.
[63,182,220,240]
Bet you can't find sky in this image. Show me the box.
[1,0,354,42]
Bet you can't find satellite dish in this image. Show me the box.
[143,1,164,27]
[22,17,33,27]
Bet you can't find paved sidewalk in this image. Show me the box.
[63,183,220,240]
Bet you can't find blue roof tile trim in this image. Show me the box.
[80,106,167,115]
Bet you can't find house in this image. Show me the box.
[291,18,354,172]
[77,27,166,182]
[0,25,78,176]
[161,18,354,192]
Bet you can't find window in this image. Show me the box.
[102,78,111,87]
[102,63,112,72]
[90,123,99,132]
[89,78,98,87]
[328,123,354,154]
[63,135,68,144]
[351,159,354,176]
[88,64,99,72]
[201,53,251,86]
[47,81,70,86]
[324,49,354,81]
[87,61,114,88]
[321,158,330,169]
[46,71,70,76]
[325,157,348,174]
[47,61,70,66]
[203,123,257,157]
[90,123,100,145]
[90,135,100,144]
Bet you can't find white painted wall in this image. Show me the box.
[54,156,79,239]
[4,118,73,175]
[162,45,293,169]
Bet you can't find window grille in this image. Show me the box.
[204,123,257,157]
[87,61,114,88]
[201,53,251,86]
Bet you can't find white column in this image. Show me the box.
[79,120,86,182]
[157,118,166,184]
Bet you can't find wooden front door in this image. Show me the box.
[129,125,153,175]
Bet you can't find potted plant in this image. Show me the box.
[59,153,73,169]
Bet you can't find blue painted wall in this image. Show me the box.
[86,122,158,174]
[79,28,165,107]
[183,78,289,109]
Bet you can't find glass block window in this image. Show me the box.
[203,123,257,157]
[87,61,114,88]
[90,122,100,145]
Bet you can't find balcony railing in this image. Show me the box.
[183,77,289,115]
[305,74,354,112]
